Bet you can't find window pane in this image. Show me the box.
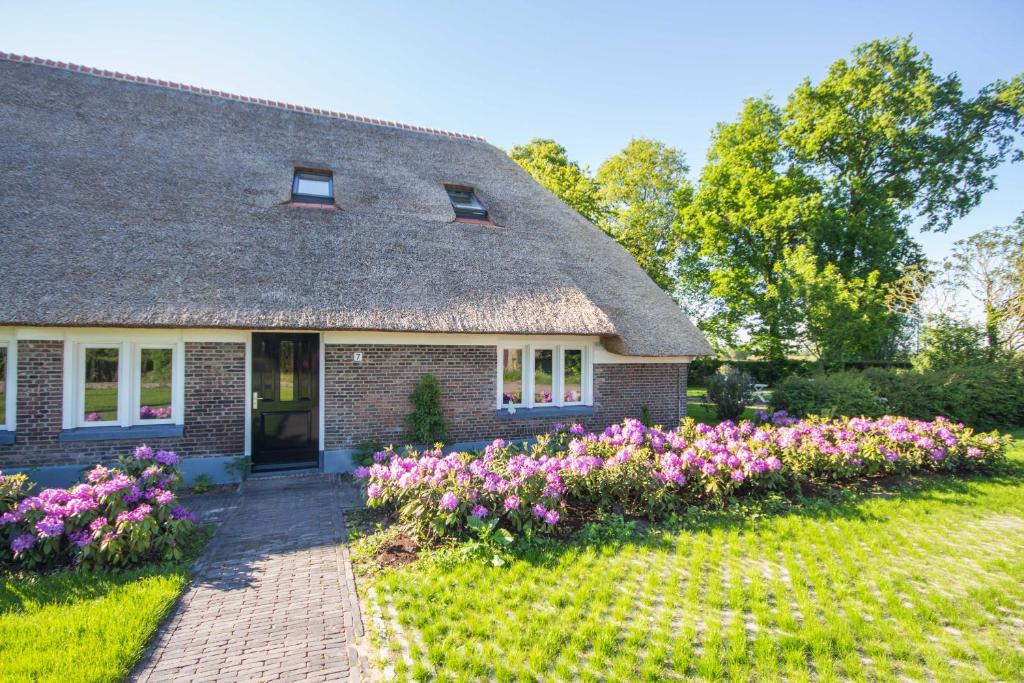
[295,176,331,197]
[501,349,522,405]
[0,346,6,425]
[139,348,173,420]
[564,349,582,402]
[280,341,295,401]
[534,349,553,404]
[84,347,118,422]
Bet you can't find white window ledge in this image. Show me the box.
[59,424,184,443]
[495,405,594,421]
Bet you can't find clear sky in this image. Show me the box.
[3,0,1022,265]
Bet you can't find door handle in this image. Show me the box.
[252,392,263,410]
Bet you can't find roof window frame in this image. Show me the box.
[291,169,335,205]
[445,185,489,221]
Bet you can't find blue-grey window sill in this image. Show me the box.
[0,431,14,446]
[59,424,184,443]
[495,405,595,420]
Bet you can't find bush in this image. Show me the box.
[706,365,754,421]
[355,416,1007,540]
[913,315,988,371]
[863,361,1024,430]
[770,373,886,419]
[0,445,198,570]
[405,373,447,444]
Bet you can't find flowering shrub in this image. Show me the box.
[356,414,1007,540]
[140,405,172,419]
[0,445,198,570]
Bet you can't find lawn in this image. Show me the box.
[362,431,1024,682]
[0,564,190,682]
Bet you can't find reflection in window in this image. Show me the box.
[501,348,523,405]
[564,349,582,403]
[0,346,6,426]
[280,341,295,401]
[139,348,173,420]
[534,349,553,404]
[84,347,119,423]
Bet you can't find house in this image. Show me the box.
[0,53,712,485]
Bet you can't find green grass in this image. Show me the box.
[83,387,171,417]
[0,565,190,682]
[363,431,1024,682]
[685,402,760,424]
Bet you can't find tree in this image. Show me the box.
[682,98,821,358]
[942,212,1024,354]
[913,315,987,371]
[596,138,694,292]
[509,138,603,223]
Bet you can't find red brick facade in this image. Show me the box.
[2,338,688,469]
[323,344,688,449]
[0,340,245,469]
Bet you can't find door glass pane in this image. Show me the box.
[280,341,295,401]
[84,347,119,422]
[564,349,582,402]
[0,346,6,425]
[534,349,553,404]
[501,349,523,405]
[139,348,173,420]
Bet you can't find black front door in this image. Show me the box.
[251,333,319,471]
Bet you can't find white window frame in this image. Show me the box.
[0,338,15,431]
[65,337,184,429]
[496,343,592,410]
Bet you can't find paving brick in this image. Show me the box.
[132,475,361,682]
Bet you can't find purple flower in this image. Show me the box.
[68,528,92,548]
[170,506,198,523]
[85,412,103,422]
[11,533,35,554]
[116,503,153,525]
[532,503,547,518]
[154,450,180,466]
[366,483,382,499]
[470,504,488,519]
[35,515,65,537]
[966,447,982,458]
[89,517,108,532]
[133,444,155,460]
[0,511,23,525]
[543,509,560,525]
[439,491,459,512]
[372,451,387,463]
[503,495,521,511]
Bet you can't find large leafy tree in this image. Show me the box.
[596,138,694,292]
[683,98,820,358]
[509,138,604,223]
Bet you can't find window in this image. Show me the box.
[137,348,173,421]
[291,170,334,204]
[501,348,523,405]
[0,343,7,430]
[69,339,182,428]
[445,185,488,220]
[498,344,591,410]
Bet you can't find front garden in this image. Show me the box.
[0,446,204,682]
[352,416,1023,681]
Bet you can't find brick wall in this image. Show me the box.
[323,344,688,449]
[0,340,246,469]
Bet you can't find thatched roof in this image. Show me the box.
[0,54,712,357]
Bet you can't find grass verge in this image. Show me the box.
[360,430,1024,681]
[0,529,210,682]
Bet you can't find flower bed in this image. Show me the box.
[0,445,198,569]
[356,413,1008,539]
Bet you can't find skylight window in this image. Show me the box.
[292,170,334,205]
[446,185,488,220]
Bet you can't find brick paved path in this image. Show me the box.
[132,474,364,683]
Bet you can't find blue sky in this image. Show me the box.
[3,0,1022,264]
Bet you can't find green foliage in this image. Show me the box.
[596,138,694,292]
[771,373,886,419]
[354,440,385,467]
[914,315,987,371]
[189,474,213,494]
[863,362,1024,430]
[509,138,603,223]
[404,373,447,444]
[639,405,652,428]
[705,365,754,421]
[224,456,251,481]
